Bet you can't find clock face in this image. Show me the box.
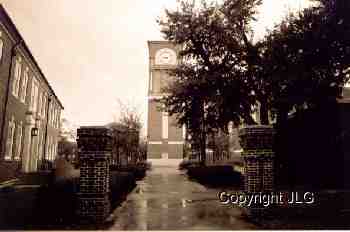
[155,48,177,65]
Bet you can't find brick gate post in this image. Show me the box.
[239,125,275,217]
[76,126,112,224]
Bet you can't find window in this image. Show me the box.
[52,104,56,127]
[182,124,186,139]
[48,103,52,126]
[5,117,15,160]
[0,38,3,63]
[48,104,52,126]
[56,108,59,128]
[30,78,39,112]
[14,121,23,160]
[57,109,61,129]
[52,106,56,127]
[53,139,57,160]
[49,136,52,160]
[36,130,41,160]
[41,93,47,117]
[46,136,50,160]
[38,132,44,159]
[37,91,42,116]
[161,153,169,159]
[162,112,169,139]
[149,72,153,91]
[12,57,22,97]
[20,67,29,103]
[50,138,54,160]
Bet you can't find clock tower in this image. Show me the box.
[147,41,184,160]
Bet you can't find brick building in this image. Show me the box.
[0,5,63,177]
[147,41,185,159]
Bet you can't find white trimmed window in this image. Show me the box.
[37,133,42,159]
[0,36,3,63]
[53,108,56,128]
[40,133,44,159]
[56,108,60,129]
[52,105,56,127]
[53,139,57,160]
[20,67,29,103]
[14,121,23,160]
[161,153,169,159]
[30,78,39,112]
[182,124,186,139]
[56,108,59,129]
[41,93,46,117]
[162,112,169,139]
[53,106,56,128]
[54,106,57,127]
[12,57,22,97]
[49,103,53,126]
[46,136,50,160]
[49,136,53,161]
[37,91,42,117]
[49,105,52,126]
[149,72,153,91]
[36,130,41,159]
[5,117,15,160]
[50,105,53,126]
[57,110,61,129]
[50,138,54,160]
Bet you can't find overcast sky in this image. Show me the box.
[1,0,310,135]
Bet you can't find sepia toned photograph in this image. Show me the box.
[0,0,349,230]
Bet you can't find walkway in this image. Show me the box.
[108,165,257,230]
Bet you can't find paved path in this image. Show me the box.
[108,166,257,230]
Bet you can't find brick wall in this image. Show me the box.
[76,126,111,224]
[239,126,275,194]
[0,23,14,157]
[0,6,63,167]
[147,100,162,142]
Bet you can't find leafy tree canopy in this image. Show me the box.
[159,0,350,134]
[158,0,263,134]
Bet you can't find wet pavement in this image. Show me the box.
[108,166,257,230]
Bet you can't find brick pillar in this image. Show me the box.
[76,126,112,224]
[239,125,275,217]
[242,150,274,193]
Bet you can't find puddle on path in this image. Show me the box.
[108,166,256,230]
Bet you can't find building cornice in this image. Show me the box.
[0,21,15,42]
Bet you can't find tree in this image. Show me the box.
[258,0,350,122]
[159,0,263,125]
[158,0,263,164]
[113,98,142,132]
[108,99,143,166]
[159,0,350,166]
[59,118,77,142]
[57,137,77,162]
[58,118,78,162]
